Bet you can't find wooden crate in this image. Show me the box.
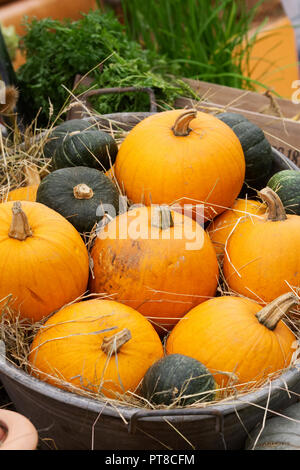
[175,79,300,168]
[66,75,300,168]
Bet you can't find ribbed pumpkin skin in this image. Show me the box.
[53,129,118,171]
[140,354,216,405]
[36,166,120,233]
[4,185,38,202]
[0,201,89,322]
[89,206,219,331]
[223,214,300,304]
[207,198,266,258]
[115,110,245,221]
[43,119,91,159]
[166,296,296,388]
[43,119,118,172]
[28,299,164,399]
[267,170,300,216]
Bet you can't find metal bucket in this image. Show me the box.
[0,340,300,450]
[0,112,299,450]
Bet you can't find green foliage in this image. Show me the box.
[121,0,267,89]
[17,10,197,125]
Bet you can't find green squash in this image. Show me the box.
[267,169,300,215]
[36,166,120,233]
[217,112,273,194]
[43,119,118,172]
[140,354,216,406]
[245,401,300,450]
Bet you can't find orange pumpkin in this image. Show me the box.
[0,201,89,322]
[115,109,245,221]
[223,188,300,304]
[166,293,298,389]
[89,205,219,332]
[28,299,164,398]
[207,198,266,259]
[3,185,38,203]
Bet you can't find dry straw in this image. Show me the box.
[1,84,300,449]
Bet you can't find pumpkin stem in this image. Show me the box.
[101,328,132,355]
[73,183,94,200]
[151,205,174,230]
[172,109,197,136]
[8,201,33,241]
[258,187,287,221]
[256,292,299,330]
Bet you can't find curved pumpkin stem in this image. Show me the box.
[73,183,94,200]
[256,292,299,330]
[151,205,174,230]
[258,187,287,222]
[8,201,33,241]
[172,109,197,136]
[101,328,132,355]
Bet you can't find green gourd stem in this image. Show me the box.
[256,292,299,331]
[73,183,94,200]
[259,187,287,221]
[172,109,197,136]
[8,201,33,240]
[151,206,174,230]
[101,328,132,355]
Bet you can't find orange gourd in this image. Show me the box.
[89,205,219,332]
[166,293,298,388]
[115,109,245,221]
[3,185,38,203]
[28,299,164,399]
[223,188,300,304]
[0,201,89,322]
[207,198,266,259]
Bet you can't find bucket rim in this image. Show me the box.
[1,340,299,423]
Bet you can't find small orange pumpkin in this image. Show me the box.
[115,109,245,221]
[207,198,266,259]
[3,185,38,203]
[0,201,89,322]
[89,205,219,332]
[166,293,298,389]
[223,187,300,304]
[28,299,164,399]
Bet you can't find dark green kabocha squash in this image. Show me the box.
[140,354,216,406]
[43,119,91,159]
[267,169,300,215]
[217,112,273,194]
[36,166,120,233]
[43,119,118,172]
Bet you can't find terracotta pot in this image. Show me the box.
[0,409,38,450]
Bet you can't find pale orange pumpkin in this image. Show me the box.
[2,185,38,203]
[115,109,245,221]
[166,293,298,389]
[89,205,219,332]
[28,299,164,398]
[223,187,300,304]
[0,201,89,322]
[207,198,266,259]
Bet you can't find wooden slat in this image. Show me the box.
[181,79,300,118]
[175,81,300,168]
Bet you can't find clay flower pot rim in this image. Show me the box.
[0,409,38,450]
